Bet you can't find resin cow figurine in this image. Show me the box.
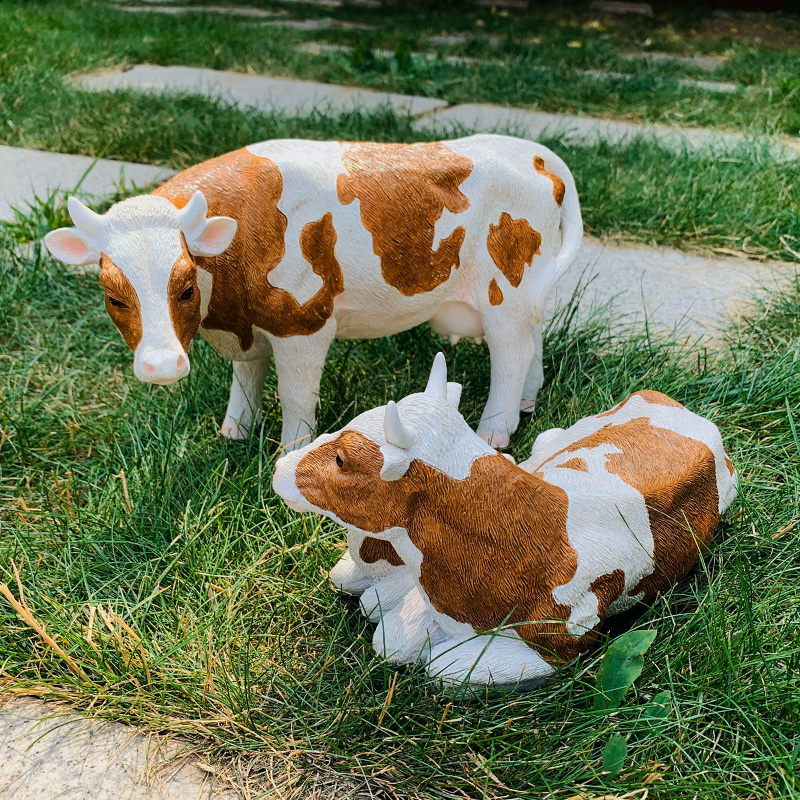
[273,353,738,688]
[44,134,582,450]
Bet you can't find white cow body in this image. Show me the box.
[45,135,582,449]
[273,355,738,688]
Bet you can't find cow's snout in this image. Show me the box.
[273,452,308,512]
[135,349,190,385]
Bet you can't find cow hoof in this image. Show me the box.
[520,400,536,414]
[221,417,251,440]
[478,431,510,450]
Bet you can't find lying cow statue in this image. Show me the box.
[44,134,582,450]
[273,353,738,688]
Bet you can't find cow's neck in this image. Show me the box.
[403,454,568,569]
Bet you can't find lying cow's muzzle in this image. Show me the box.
[134,348,190,385]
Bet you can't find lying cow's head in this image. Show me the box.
[44,193,237,385]
[273,353,497,536]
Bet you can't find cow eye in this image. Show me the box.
[108,296,128,309]
[335,451,345,469]
[179,285,195,302]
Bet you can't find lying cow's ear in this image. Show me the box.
[380,445,412,482]
[44,227,101,266]
[446,381,463,409]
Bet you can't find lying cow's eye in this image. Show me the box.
[335,452,345,469]
[107,296,128,309]
[179,285,195,302]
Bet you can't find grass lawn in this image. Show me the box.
[2,1,800,798]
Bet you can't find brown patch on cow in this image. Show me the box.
[557,457,588,473]
[487,212,542,288]
[552,417,720,601]
[168,234,202,352]
[99,254,143,351]
[359,537,404,567]
[533,156,565,207]
[589,569,626,618]
[154,148,343,349]
[488,278,503,306]
[294,430,608,664]
[596,390,683,418]
[725,457,735,476]
[337,142,472,296]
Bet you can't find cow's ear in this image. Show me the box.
[446,381,462,409]
[44,227,101,266]
[186,216,238,257]
[380,445,412,482]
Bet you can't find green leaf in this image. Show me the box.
[594,630,657,711]
[642,689,672,721]
[602,733,628,777]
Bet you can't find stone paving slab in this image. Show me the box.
[0,146,175,221]
[262,17,375,30]
[590,0,653,14]
[546,238,797,340]
[75,65,447,117]
[119,4,280,17]
[623,51,727,71]
[0,698,235,800]
[416,103,799,157]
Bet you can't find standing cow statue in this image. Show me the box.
[44,134,582,450]
[273,353,738,688]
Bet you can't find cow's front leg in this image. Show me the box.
[478,316,537,449]
[222,356,271,440]
[270,321,336,451]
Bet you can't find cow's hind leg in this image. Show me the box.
[478,312,537,449]
[270,321,336,451]
[426,630,554,689]
[520,322,544,414]
[221,356,271,440]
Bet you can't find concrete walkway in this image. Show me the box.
[75,64,446,117]
[0,697,235,800]
[0,146,175,221]
[549,239,797,340]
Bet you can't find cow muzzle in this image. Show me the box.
[273,450,309,512]
[134,349,190,385]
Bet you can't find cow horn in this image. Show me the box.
[67,197,105,240]
[425,352,448,398]
[384,401,416,450]
[179,190,209,236]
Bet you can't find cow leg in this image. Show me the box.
[478,316,536,449]
[360,567,416,623]
[221,356,271,440]
[520,322,544,414]
[426,630,554,689]
[270,321,336,451]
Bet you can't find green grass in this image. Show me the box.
[2,206,800,797]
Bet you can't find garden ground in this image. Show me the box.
[1,1,800,798]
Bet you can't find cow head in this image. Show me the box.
[44,192,237,385]
[273,353,497,537]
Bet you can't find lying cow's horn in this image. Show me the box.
[425,352,448,398]
[68,197,105,240]
[384,401,416,450]
[179,190,209,236]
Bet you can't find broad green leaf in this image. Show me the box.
[594,630,657,711]
[602,733,628,777]
[642,689,672,721]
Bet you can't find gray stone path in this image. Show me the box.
[548,239,797,340]
[623,51,727,71]
[75,65,447,117]
[118,4,279,17]
[0,697,235,800]
[0,146,175,221]
[415,103,798,157]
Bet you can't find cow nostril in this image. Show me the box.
[142,363,155,375]
[176,355,187,371]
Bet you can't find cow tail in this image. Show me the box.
[526,164,583,324]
